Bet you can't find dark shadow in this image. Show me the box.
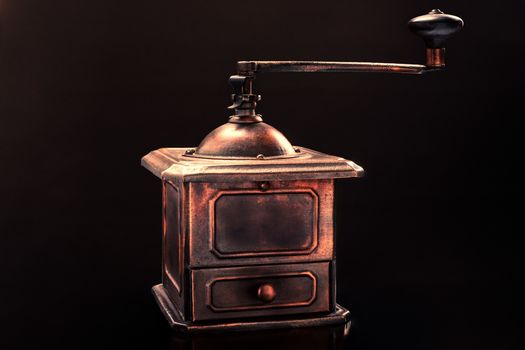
[169,322,350,350]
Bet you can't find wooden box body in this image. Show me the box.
[142,147,362,330]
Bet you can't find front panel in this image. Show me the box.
[188,179,334,267]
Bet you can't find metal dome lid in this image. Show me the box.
[193,119,298,159]
[192,75,298,159]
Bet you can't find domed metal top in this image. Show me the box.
[194,120,297,159]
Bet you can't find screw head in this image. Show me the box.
[259,182,270,191]
[185,149,195,155]
[256,154,265,160]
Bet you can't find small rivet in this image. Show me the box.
[256,154,265,160]
[294,147,301,153]
[259,182,270,191]
[185,149,195,155]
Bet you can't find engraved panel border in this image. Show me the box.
[208,188,319,258]
[205,271,318,312]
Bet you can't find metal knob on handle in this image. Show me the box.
[408,9,464,68]
[257,283,277,303]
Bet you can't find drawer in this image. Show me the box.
[191,262,332,321]
[188,180,335,267]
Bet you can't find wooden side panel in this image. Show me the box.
[162,180,185,318]
[191,262,331,321]
[188,179,334,267]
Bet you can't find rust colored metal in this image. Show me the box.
[195,121,297,158]
[237,60,429,76]
[258,283,277,303]
[426,48,446,68]
[142,148,352,331]
[194,264,327,321]
[142,9,463,332]
[153,283,350,333]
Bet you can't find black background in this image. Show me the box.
[0,0,520,349]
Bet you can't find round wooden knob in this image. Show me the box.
[257,283,276,303]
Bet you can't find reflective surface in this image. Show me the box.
[195,121,297,158]
[169,323,350,350]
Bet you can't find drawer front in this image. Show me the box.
[191,262,331,321]
[188,180,334,267]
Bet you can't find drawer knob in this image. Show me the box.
[257,283,277,303]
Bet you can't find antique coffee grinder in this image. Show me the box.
[142,10,463,332]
